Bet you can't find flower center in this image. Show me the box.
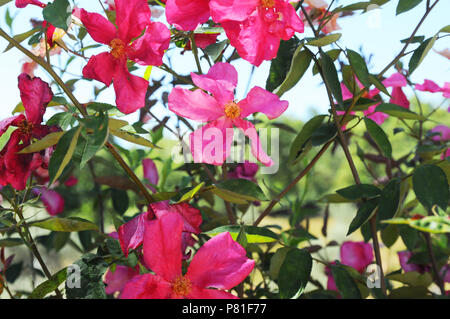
[18,119,33,135]
[224,101,241,119]
[261,0,275,8]
[109,38,126,59]
[172,276,192,297]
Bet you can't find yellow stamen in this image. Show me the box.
[261,0,275,8]
[224,101,241,120]
[172,276,192,297]
[18,120,33,135]
[109,38,126,59]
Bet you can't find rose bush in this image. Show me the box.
[0,0,448,300]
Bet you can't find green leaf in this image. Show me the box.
[320,51,343,107]
[409,35,437,74]
[439,25,450,33]
[347,198,379,235]
[377,178,401,222]
[312,49,341,75]
[269,247,291,280]
[398,224,419,251]
[204,40,228,62]
[413,164,449,211]
[79,113,109,168]
[48,126,82,185]
[381,224,399,248]
[204,225,279,243]
[31,217,98,232]
[266,38,301,92]
[4,28,39,52]
[0,0,13,7]
[387,271,432,288]
[307,33,342,47]
[337,184,381,200]
[369,74,390,96]
[110,129,157,148]
[311,122,337,146]
[364,117,392,158]
[66,253,107,299]
[42,0,72,31]
[111,189,129,215]
[18,132,64,154]
[29,268,67,299]
[375,103,423,120]
[330,264,362,299]
[278,248,312,299]
[347,49,370,88]
[396,0,423,15]
[175,182,205,203]
[289,115,327,163]
[409,216,450,234]
[0,238,23,247]
[236,225,248,249]
[274,48,312,97]
[216,179,266,201]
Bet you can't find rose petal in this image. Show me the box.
[120,273,172,299]
[143,213,183,281]
[239,86,288,119]
[186,232,255,290]
[18,73,53,125]
[128,22,170,67]
[189,117,234,165]
[168,87,224,122]
[80,9,117,45]
[233,118,273,167]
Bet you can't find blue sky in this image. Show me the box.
[0,0,449,125]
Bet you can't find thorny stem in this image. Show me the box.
[0,27,156,205]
